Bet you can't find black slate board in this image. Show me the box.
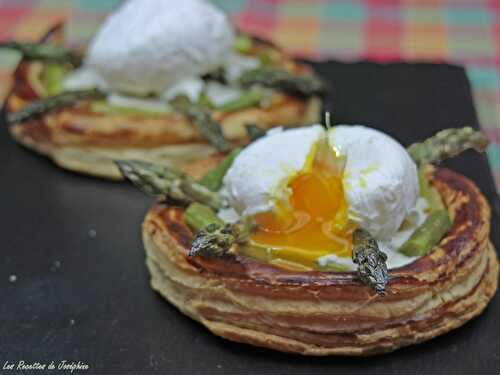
[1,61,499,375]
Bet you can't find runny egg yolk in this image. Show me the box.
[249,143,357,269]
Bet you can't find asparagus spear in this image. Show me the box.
[399,210,452,257]
[197,89,215,109]
[352,228,389,295]
[184,202,253,258]
[40,63,66,96]
[315,260,352,272]
[418,166,445,211]
[190,224,238,258]
[7,89,105,125]
[0,41,83,66]
[407,127,489,165]
[184,202,223,231]
[115,160,225,211]
[189,219,254,258]
[199,148,242,192]
[404,129,484,255]
[239,67,325,97]
[90,100,170,116]
[245,123,266,142]
[169,95,231,152]
[233,34,253,54]
[216,88,268,112]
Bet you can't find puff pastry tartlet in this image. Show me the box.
[3,5,321,179]
[121,124,498,355]
[142,167,497,355]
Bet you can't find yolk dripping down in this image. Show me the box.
[249,140,357,269]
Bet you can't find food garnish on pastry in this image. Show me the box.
[2,0,322,179]
[118,121,497,355]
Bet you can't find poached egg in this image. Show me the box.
[221,125,421,269]
[84,0,234,96]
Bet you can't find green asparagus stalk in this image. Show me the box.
[352,228,389,295]
[245,123,266,142]
[407,127,489,165]
[257,50,273,66]
[315,261,351,272]
[418,166,445,211]
[399,210,452,257]
[239,67,325,97]
[40,63,66,96]
[197,89,215,109]
[7,89,105,125]
[399,211,419,231]
[169,95,231,152]
[115,160,226,211]
[0,41,83,66]
[184,202,223,231]
[189,219,254,258]
[199,148,242,192]
[115,159,183,196]
[233,34,253,54]
[216,88,268,112]
[90,100,170,116]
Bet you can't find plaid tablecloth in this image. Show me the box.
[1,0,499,191]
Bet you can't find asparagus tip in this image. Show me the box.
[189,223,236,258]
[352,228,389,295]
[408,126,489,165]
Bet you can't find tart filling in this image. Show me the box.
[219,125,424,272]
[3,0,324,157]
[4,0,323,125]
[117,121,489,294]
[3,0,323,179]
[140,169,497,355]
[117,118,496,355]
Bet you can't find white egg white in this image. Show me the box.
[222,125,325,216]
[329,125,419,239]
[222,124,426,270]
[84,0,234,95]
[62,0,267,112]
[63,66,108,92]
[106,93,170,113]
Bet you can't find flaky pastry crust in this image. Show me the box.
[142,167,498,355]
[4,24,321,179]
